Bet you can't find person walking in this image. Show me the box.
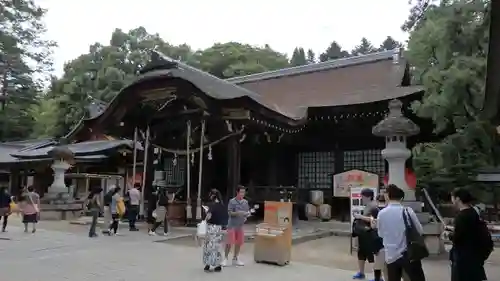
[377,184,426,281]
[203,189,227,272]
[107,186,122,236]
[149,188,169,236]
[222,185,250,267]
[0,186,12,232]
[448,188,491,281]
[20,186,40,234]
[85,186,102,238]
[127,183,141,231]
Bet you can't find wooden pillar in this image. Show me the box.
[267,144,278,186]
[226,135,241,202]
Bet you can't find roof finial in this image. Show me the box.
[392,48,401,64]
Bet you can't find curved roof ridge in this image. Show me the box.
[226,49,398,84]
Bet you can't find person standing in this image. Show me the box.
[223,185,250,267]
[149,188,170,236]
[377,184,426,281]
[86,186,102,238]
[352,188,384,281]
[107,187,122,236]
[0,186,12,232]
[448,188,491,281]
[203,189,227,272]
[20,186,40,234]
[127,184,141,231]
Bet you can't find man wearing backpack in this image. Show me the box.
[448,188,492,281]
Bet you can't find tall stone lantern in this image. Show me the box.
[372,99,420,203]
[46,143,74,201]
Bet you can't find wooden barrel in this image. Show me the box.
[168,202,186,226]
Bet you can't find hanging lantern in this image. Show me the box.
[208,145,213,160]
[172,153,177,166]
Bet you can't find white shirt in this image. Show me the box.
[128,188,140,206]
[377,202,423,264]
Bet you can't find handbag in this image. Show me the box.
[197,220,207,237]
[403,208,429,261]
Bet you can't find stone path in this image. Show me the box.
[2,220,499,281]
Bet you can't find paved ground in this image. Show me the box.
[1,219,499,281]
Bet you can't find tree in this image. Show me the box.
[28,98,62,138]
[0,0,56,140]
[407,0,495,190]
[319,41,350,62]
[306,49,316,64]
[378,36,402,51]
[290,47,307,66]
[351,38,376,56]
[194,42,289,78]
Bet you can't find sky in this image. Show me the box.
[38,0,412,77]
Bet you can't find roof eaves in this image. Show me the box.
[226,50,396,84]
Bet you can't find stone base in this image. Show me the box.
[422,220,445,256]
[40,201,84,221]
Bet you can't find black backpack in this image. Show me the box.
[476,214,494,261]
[103,190,114,206]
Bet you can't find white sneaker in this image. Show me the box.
[232,258,244,266]
[221,259,228,267]
[160,232,168,236]
[148,230,156,236]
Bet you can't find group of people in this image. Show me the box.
[0,186,40,233]
[353,184,492,281]
[85,183,171,238]
[202,186,250,272]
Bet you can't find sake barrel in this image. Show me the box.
[309,190,324,206]
[305,203,317,219]
[318,204,332,221]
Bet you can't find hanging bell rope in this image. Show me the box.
[152,128,244,155]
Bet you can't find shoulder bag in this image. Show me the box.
[403,208,429,261]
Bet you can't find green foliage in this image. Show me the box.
[319,41,350,62]
[407,0,496,189]
[306,49,316,64]
[351,38,377,56]
[378,36,403,51]
[290,47,307,66]
[0,0,56,140]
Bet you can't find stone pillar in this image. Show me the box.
[372,99,419,206]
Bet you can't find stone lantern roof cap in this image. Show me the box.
[372,99,420,137]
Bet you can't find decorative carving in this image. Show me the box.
[372,99,419,137]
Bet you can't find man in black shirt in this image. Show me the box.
[353,188,384,281]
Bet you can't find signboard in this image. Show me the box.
[333,170,379,197]
[349,186,378,229]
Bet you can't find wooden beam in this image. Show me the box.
[222,108,250,120]
[483,1,500,121]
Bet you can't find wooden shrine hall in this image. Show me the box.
[75,49,432,221]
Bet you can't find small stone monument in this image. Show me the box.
[373,99,445,255]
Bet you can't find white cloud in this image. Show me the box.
[38,0,411,77]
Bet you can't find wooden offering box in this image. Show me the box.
[254,201,293,266]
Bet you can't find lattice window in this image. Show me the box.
[298,152,335,189]
[163,156,186,187]
[343,150,385,179]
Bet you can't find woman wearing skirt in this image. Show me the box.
[203,189,228,272]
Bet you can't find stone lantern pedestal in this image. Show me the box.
[40,145,83,220]
[373,99,445,255]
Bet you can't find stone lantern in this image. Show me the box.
[372,99,419,202]
[46,143,74,201]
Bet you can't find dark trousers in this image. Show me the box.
[451,260,487,281]
[387,254,426,281]
[1,215,8,230]
[128,205,139,229]
[109,214,119,234]
[88,209,99,236]
[151,216,168,233]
